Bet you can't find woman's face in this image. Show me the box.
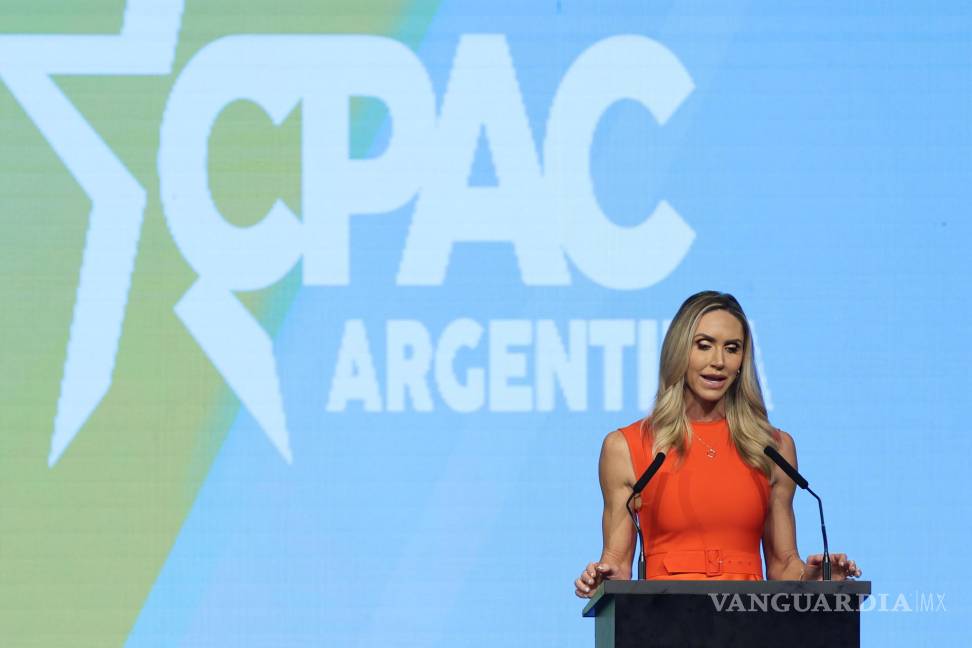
[683,309,745,412]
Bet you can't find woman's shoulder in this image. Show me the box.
[612,418,652,446]
[771,427,795,448]
[617,417,649,435]
[603,418,652,466]
[601,428,630,462]
[599,426,642,488]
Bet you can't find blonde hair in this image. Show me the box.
[645,291,777,475]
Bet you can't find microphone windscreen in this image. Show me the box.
[764,445,809,489]
[632,452,666,495]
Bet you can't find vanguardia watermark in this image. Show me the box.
[709,592,947,613]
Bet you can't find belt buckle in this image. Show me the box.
[705,549,723,576]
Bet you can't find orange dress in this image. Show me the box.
[619,418,770,580]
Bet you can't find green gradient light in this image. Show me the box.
[0,1,439,645]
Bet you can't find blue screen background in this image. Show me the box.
[118,1,970,645]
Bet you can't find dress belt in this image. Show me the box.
[645,549,763,578]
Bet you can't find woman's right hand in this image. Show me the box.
[574,562,618,598]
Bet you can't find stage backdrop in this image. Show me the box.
[1,1,969,646]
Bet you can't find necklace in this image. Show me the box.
[694,432,717,459]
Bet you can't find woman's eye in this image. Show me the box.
[726,345,740,353]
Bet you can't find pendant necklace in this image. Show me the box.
[695,432,717,459]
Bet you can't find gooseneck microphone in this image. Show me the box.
[626,452,666,580]
[763,445,832,580]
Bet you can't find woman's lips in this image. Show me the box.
[701,375,727,387]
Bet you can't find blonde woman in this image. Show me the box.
[575,291,860,596]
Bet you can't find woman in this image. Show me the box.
[575,291,860,596]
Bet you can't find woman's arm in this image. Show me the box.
[575,430,637,596]
[762,431,862,580]
[597,430,638,576]
[762,430,806,580]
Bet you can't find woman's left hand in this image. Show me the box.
[804,553,862,580]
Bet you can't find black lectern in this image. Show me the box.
[583,580,871,648]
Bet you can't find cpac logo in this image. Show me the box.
[1,0,695,466]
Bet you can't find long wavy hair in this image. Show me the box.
[644,291,777,475]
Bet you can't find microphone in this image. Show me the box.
[626,452,665,580]
[763,445,832,580]
[764,446,808,489]
[633,451,666,494]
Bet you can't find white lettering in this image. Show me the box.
[725,594,745,612]
[488,320,533,411]
[811,595,833,612]
[544,35,696,290]
[859,593,876,612]
[793,594,812,613]
[536,320,588,411]
[435,319,486,413]
[708,593,731,612]
[834,593,853,612]
[323,317,765,414]
[748,594,768,613]
[589,320,636,411]
[326,319,383,412]
[891,593,912,612]
[398,35,567,286]
[637,320,658,410]
[386,320,434,412]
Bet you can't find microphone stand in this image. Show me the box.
[764,445,832,581]
[626,491,646,579]
[807,486,831,580]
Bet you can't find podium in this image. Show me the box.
[582,580,871,648]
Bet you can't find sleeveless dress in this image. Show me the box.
[619,418,771,580]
